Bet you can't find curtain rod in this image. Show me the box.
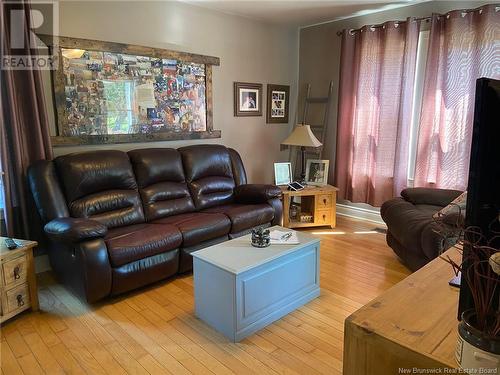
[335,6,494,36]
[335,16,430,36]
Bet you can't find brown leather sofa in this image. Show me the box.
[380,187,463,271]
[28,145,282,302]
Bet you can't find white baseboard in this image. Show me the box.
[336,203,385,225]
[34,254,51,274]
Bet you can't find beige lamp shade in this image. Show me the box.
[281,124,322,147]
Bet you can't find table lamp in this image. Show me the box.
[281,124,322,183]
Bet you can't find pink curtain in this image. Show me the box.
[414,5,500,190]
[0,1,53,239]
[335,19,420,207]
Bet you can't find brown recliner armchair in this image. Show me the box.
[28,144,282,302]
[381,187,463,271]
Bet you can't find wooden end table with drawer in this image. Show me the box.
[280,184,338,229]
[0,237,39,323]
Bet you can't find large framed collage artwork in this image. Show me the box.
[39,35,221,145]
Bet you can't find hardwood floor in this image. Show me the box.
[0,217,411,375]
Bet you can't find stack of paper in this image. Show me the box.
[269,230,300,245]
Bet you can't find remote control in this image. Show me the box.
[4,238,18,250]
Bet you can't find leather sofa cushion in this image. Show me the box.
[179,145,235,209]
[128,149,195,220]
[69,190,144,229]
[44,217,107,242]
[55,150,144,228]
[105,223,182,267]
[202,203,274,233]
[178,236,228,273]
[401,188,463,207]
[55,150,138,202]
[111,251,179,295]
[139,182,195,221]
[228,148,247,186]
[152,213,231,247]
[128,148,185,187]
[381,197,439,253]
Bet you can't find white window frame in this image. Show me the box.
[407,29,430,186]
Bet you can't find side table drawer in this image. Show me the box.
[317,194,333,209]
[5,283,30,314]
[315,209,332,225]
[3,255,28,286]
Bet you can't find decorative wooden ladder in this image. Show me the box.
[290,81,334,176]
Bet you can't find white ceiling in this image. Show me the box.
[182,0,427,27]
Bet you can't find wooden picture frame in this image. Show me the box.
[38,34,221,146]
[266,84,289,124]
[234,82,262,116]
[305,159,329,186]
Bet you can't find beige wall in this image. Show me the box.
[45,1,299,184]
[298,1,491,172]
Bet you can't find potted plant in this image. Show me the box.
[435,209,500,370]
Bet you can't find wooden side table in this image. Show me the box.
[280,184,338,229]
[0,237,39,323]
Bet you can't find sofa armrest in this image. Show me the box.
[234,184,282,204]
[401,188,463,207]
[44,217,108,243]
[421,221,460,261]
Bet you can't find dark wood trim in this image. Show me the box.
[38,35,220,65]
[233,82,263,117]
[205,65,214,133]
[50,130,221,146]
[266,84,290,124]
[38,34,221,146]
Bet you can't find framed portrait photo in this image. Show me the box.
[234,82,262,116]
[274,162,293,185]
[266,84,290,123]
[305,159,329,186]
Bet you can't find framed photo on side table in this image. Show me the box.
[274,162,293,185]
[234,82,262,116]
[305,159,329,186]
[266,84,290,123]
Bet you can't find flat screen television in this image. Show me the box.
[458,77,500,318]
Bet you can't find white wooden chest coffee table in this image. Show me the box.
[192,226,320,342]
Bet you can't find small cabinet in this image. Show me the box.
[281,185,338,229]
[0,238,38,324]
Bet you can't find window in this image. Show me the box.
[407,29,430,185]
[102,80,136,134]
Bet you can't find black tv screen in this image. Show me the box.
[458,77,500,318]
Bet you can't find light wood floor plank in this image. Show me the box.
[1,339,24,375]
[0,216,410,374]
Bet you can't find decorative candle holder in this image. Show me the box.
[251,227,271,248]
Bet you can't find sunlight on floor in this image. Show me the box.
[311,231,346,235]
[311,229,383,235]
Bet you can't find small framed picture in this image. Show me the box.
[305,159,329,186]
[274,162,292,185]
[234,82,262,116]
[266,84,289,123]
